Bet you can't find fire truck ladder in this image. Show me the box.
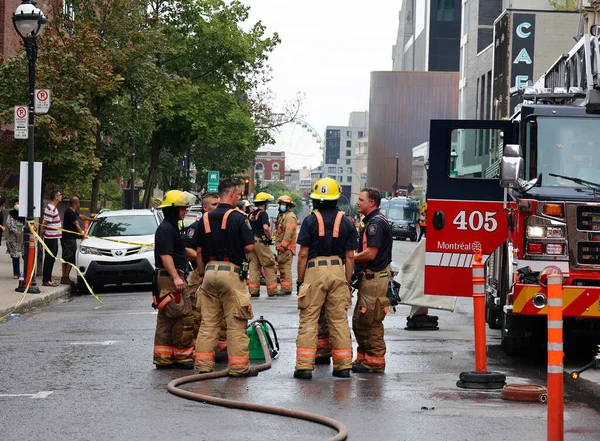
[521,26,600,112]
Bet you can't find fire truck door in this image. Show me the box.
[425,120,518,297]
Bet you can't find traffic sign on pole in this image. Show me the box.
[207,170,220,192]
[34,89,50,114]
[14,106,28,139]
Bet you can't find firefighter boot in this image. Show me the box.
[294,369,313,380]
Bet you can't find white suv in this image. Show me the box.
[76,209,163,292]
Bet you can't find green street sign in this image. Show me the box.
[449,170,458,178]
[208,170,219,192]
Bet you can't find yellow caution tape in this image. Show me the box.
[34,221,155,248]
[29,221,104,305]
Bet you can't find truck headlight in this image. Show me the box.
[139,246,154,254]
[527,226,545,238]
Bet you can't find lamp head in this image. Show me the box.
[13,0,47,40]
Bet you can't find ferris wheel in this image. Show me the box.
[262,118,324,170]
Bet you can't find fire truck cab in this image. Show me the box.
[425,31,600,356]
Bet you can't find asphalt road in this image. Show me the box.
[0,239,598,441]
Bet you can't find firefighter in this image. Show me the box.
[294,178,358,380]
[182,193,220,345]
[275,195,298,296]
[194,179,258,377]
[152,190,194,369]
[352,187,393,373]
[248,192,279,297]
[418,202,427,242]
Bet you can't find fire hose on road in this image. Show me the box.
[167,320,348,441]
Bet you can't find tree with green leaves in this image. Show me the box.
[256,181,303,215]
[548,0,578,11]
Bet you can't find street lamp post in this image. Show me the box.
[13,0,47,293]
[450,149,458,174]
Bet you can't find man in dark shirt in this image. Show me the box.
[247,192,278,297]
[152,190,194,369]
[194,179,258,377]
[293,178,358,380]
[60,196,92,285]
[182,192,222,349]
[352,188,393,374]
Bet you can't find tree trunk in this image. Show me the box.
[90,98,103,215]
[91,171,101,215]
[142,131,163,208]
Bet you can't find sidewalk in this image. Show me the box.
[0,244,72,320]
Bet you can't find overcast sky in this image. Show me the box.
[241,0,402,170]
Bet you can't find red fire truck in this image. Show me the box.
[425,31,600,356]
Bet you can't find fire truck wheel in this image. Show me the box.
[501,314,529,357]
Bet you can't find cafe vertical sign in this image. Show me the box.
[510,13,536,114]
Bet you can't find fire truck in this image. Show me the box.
[425,29,600,356]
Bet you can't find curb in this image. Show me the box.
[0,286,73,318]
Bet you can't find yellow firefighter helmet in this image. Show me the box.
[310,178,341,201]
[158,190,190,209]
[253,192,274,203]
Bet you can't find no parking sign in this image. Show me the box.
[34,89,50,114]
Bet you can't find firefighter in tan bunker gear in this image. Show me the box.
[248,192,279,297]
[194,179,258,377]
[183,192,227,353]
[275,195,297,296]
[153,190,194,369]
[352,188,393,373]
[294,178,358,380]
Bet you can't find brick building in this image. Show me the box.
[254,150,286,184]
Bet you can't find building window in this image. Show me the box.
[347,176,352,183]
[328,167,336,173]
[346,131,352,137]
[339,176,343,182]
[346,140,352,148]
[271,172,280,181]
[346,159,351,165]
[329,175,336,180]
[338,167,343,173]
[437,0,455,22]
[255,162,264,171]
[272,162,279,170]
[346,150,351,157]
[347,167,352,174]
[358,131,364,138]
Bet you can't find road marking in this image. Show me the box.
[126,311,158,315]
[69,340,118,346]
[0,391,53,399]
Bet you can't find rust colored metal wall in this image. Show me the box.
[368,71,458,194]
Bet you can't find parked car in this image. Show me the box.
[76,209,163,292]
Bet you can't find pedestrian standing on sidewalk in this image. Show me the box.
[352,188,393,374]
[39,190,62,287]
[61,196,92,285]
[5,201,24,279]
[0,195,7,246]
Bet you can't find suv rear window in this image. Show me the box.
[89,215,158,237]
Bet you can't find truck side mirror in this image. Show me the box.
[500,144,524,188]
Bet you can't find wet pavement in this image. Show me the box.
[0,240,598,441]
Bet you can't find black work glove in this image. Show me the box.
[296,280,303,294]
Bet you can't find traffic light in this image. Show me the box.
[244,179,250,199]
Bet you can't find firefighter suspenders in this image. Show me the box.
[203,209,235,261]
[313,211,345,239]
